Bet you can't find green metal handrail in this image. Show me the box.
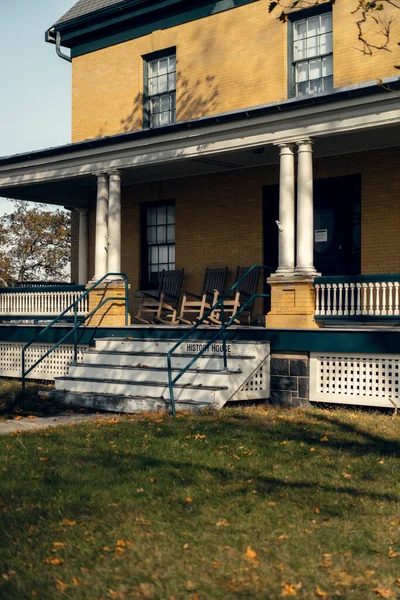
[21,273,129,392]
[167,265,270,416]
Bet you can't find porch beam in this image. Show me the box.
[274,143,295,276]
[78,209,88,284]
[94,173,109,280]
[295,139,318,276]
[107,171,122,274]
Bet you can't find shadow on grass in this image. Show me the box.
[0,379,64,418]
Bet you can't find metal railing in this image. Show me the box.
[167,265,270,416]
[21,273,129,392]
[315,274,400,318]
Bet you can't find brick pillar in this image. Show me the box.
[86,279,130,327]
[265,276,320,329]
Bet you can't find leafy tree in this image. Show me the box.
[0,200,71,284]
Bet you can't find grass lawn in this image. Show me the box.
[0,379,62,418]
[0,405,399,599]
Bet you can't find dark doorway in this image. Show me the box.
[313,175,361,276]
[263,174,361,284]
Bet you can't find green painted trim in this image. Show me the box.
[64,0,260,58]
[3,325,400,354]
[317,274,400,284]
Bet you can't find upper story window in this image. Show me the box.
[144,49,176,128]
[292,10,333,97]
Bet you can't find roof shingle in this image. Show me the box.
[54,0,128,26]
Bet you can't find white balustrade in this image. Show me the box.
[0,288,89,319]
[315,277,400,319]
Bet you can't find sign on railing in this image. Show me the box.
[315,275,400,318]
[0,286,88,318]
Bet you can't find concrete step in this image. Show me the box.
[82,350,251,370]
[68,363,241,385]
[54,376,226,402]
[94,337,258,357]
[45,390,212,413]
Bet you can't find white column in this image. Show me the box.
[78,209,88,284]
[295,139,317,275]
[108,171,122,274]
[94,173,109,280]
[274,143,295,275]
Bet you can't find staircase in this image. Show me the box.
[46,337,270,413]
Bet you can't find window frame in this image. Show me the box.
[287,4,333,99]
[142,47,177,129]
[140,200,176,289]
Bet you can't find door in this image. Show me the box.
[313,175,361,276]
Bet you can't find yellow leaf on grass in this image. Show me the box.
[342,472,352,479]
[310,448,315,452]
[103,547,111,552]
[61,519,76,526]
[53,542,66,548]
[116,540,126,547]
[40,457,48,462]
[183,543,189,549]
[216,519,229,527]
[43,557,64,566]
[71,577,80,586]
[27,416,36,419]
[320,436,328,442]
[244,546,259,565]
[316,586,327,597]
[14,416,23,421]
[373,588,394,598]
[186,497,192,503]
[388,547,400,558]
[267,501,276,507]
[56,579,68,591]
[282,582,302,596]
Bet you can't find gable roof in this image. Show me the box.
[55,0,128,26]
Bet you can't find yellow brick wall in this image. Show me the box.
[77,148,400,316]
[71,0,399,142]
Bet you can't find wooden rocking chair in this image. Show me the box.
[134,269,184,324]
[178,267,228,324]
[210,266,261,325]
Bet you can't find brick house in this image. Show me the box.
[0,0,399,411]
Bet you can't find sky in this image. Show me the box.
[0,0,75,215]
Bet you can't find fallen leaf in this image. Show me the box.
[183,543,189,549]
[282,582,302,596]
[103,546,111,552]
[267,501,276,507]
[185,580,196,591]
[244,546,259,565]
[61,519,76,526]
[315,586,327,597]
[71,577,80,586]
[40,457,48,462]
[310,448,315,452]
[53,542,66,548]
[14,416,23,421]
[186,497,192,503]
[43,557,64,566]
[388,547,400,558]
[373,588,394,598]
[216,519,229,527]
[56,579,68,591]
[27,416,36,419]
[320,436,328,442]
[315,508,320,514]
[342,472,352,479]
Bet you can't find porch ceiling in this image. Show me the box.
[0,82,399,208]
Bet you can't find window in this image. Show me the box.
[292,10,333,97]
[142,203,175,287]
[144,50,176,128]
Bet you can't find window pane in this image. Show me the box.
[296,62,308,83]
[168,55,176,71]
[158,245,168,264]
[157,227,166,243]
[309,58,322,80]
[322,54,333,77]
[148,77,158,95]
[307,16,319,37]
[150,113,160,128]
[160,95,170,112]
[309,78,323,93]
[167,224,175,243]
[169,246,175,264]
[150,96,160,114]
[320,13,332,33]
[168,72,176,91]
[296,81,308,96]
[147,208,157,226]
[158,58,168,75]
[150,246,158,264]
[320,32,332,55]
[159,110,171,126]
[294,39,306,61]
[147,226,156,244]
[149,60,158,77]
[323,75,333,92]
[307,35,319,58]
[294,20,306,40]
[158,74,168,93]
[167,205,175,224]
[157,206,167,224]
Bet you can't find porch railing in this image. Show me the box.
[0,285,88,319]
[315,274,400,319]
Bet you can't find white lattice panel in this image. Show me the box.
[232,356,271,401]
[310,352,400,408]
[0,342,89,381]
